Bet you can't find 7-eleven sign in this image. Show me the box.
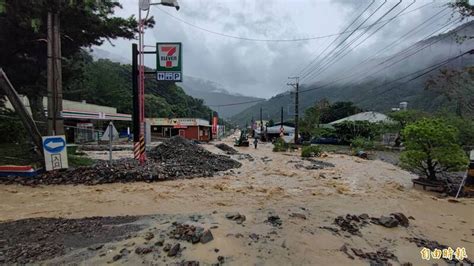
[157,42,182,81]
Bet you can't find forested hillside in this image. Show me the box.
[231,21,474,126]
[63,51,212,119]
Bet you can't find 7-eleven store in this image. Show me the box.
[5,96,132,143]
[61,100,132,143]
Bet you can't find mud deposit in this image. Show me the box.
[0,216,142,264]
[0,136,473,265]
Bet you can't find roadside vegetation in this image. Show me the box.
[400,119,468,181]
[301,145,323,158]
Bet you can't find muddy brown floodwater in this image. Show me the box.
[0,136,473,265]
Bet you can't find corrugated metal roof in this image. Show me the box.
[329,111,391,125]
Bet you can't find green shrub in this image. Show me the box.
[301,145,323,157]
[351,137,374,150]
[273,138,289,152]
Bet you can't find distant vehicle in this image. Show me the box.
[311,137,341,145]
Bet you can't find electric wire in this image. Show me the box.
[305,0,413,81]
[309,12,456,87]
[297,0,376,77]
[355,48,474,104]
[155,2,433,43]
[300,0,388,80]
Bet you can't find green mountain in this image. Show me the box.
[230,22,474,126]
[64,52,212,120]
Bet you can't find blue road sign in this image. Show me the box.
[43,137,66,153]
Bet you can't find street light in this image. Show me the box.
[136,0,179,164]
[158,0,180,10]
[140,0,180,11]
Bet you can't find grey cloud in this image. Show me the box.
[95,0,462,98]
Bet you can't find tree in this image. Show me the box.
[299,101,323,138]
[333,121,381,144]
[145,94,173,118]
[448,1,474,43]
[439,113,474,149]
[0,0,153,123]
[400,119,468,181]
[425,67,474,118]
[388,110,429,146]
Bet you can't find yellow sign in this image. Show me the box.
[420,247,468,261]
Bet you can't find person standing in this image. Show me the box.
[253,137,258,149]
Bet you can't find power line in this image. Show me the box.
[306,8,454,86]
[355,48,474,103]
[305,0,412,81]
[302,0,405,81]
[155,2,433,43]
[289,21,468,96]
[208,98,266,107]
[346,20,462,85]
[300,0,387,80]
[297,0,376,77]
[203,20,467,109]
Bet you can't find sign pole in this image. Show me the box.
[132,44,141,161]
[109,122,113,164]
[137,6,146,164]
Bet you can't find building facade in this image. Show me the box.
[146,118,211,142]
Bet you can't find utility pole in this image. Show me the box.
[132,44,140,160]
[0,69,43,155]
[280,106,283,128]
[260,106,263,139]
[287,77,299,144]
[47,6,64,136]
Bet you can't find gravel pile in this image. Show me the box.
[215,143,238,155]
[0,136,241,186]
[0,216,141,264]
[148,136,241,175]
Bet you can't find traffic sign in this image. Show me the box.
[156,42,182,81]
[42,135,68,171]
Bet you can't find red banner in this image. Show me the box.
[212,116,218,134]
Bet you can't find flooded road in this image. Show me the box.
[0,138,473,265]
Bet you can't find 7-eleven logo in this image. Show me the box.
[159,44,179,68]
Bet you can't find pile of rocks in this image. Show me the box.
[371,212,410,228]
[0,216,141,264]
[266,214,283,227]
[0,137,241,186]
[167,222,214,244]
[333,214,370,236]
[346,246,398,264]
[215,143,238,155]
[1,159,164,186]
[331,213,411,236]
[149,136,242,176]
[225,212,246,224]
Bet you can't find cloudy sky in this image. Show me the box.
[97,0,461,98]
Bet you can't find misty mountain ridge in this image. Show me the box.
[90,49,262,118]
[231,21,474,126]
[178,76,264,118]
